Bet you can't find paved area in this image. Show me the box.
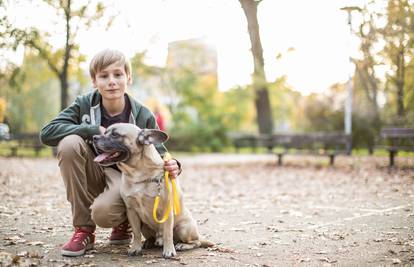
[0,154,413,266]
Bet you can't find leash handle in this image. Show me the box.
[153,195,171,223]
[152,152,181,223]
[171,179,181,215]
[163,152,181,215]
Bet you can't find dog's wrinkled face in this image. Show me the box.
[93,123,168,166]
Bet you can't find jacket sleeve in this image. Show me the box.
[39,97,100,146]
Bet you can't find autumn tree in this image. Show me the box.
[381,0,414,121]
[0,0,112,110]
[239,0,273,134]
[353,8,381,121]
[0,97,6,123]
[1,51,61,133]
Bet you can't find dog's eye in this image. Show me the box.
[111,132,120,138]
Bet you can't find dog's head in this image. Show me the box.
[93,123,168,166]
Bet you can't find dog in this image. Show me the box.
[93,123,211,258]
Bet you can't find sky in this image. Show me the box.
[8,0,367,94]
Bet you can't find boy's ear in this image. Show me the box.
[92,78,97,88]
[137,129,168,146]
[127,74,132,85]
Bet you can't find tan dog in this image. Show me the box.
[93,123,211,258]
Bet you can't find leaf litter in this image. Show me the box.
[1,156,414,265]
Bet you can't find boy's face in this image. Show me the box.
[92,61,131,102]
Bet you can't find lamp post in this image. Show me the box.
[340,6,361,154]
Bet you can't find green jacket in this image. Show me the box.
[39,90,167,155]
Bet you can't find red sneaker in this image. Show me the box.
[109,222,131,245]
[61,228,95,257]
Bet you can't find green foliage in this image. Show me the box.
[222,86,255,132]
[1,52,60,134]
[293,91,343,132]
[268,76,302,131]
[0,97,5,122]
[168,69,229,152]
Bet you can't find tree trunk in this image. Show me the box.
[396,49,405,119]
[239,0,273,134]
[255,87,273,133]
[60,0,72,110]
[60,75,68,111]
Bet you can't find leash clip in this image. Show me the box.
[156,179,162,196]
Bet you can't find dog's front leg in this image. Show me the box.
[126,207,143,256]
[162,209,176,258]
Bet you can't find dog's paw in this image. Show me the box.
[162,246,177,258]
[127,246,143,257]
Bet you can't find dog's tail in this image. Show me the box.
[200,239,215,248]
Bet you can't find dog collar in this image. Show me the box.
[135,173,164,185]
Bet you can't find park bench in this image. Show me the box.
[379,127,414,166]
[232,133,263,153]
[5,133,45,157]
[232,132,351,165]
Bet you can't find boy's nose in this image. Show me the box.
[108,76,116,85]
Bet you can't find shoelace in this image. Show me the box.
[72,229,89,242]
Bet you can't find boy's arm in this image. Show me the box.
[39,97,100,146]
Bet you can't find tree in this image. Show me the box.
[1,51,60,133]
[0,97,5,123]
[0,0,112,110]
[381,0,414,120]
[353,8,381,122]
[239,0,273,134]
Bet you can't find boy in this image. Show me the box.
[40,49,181,257]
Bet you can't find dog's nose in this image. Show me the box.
[93,135,100,142]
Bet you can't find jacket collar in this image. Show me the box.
[89,90,137,126]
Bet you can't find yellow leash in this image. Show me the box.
[152,152,181,223]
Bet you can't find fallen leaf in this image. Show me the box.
[319,257,337,263]
[27,241,44,246]
[299,258,311,263]
[392,258,402,264]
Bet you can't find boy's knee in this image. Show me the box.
[57,135,86,158]
[91,200,125,228]
[91,201,111,228]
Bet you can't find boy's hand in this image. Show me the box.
[164,159,181,179]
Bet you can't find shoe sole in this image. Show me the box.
[61,243,94,257]
[109,239,131,245]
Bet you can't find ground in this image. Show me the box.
[0,154,414,266]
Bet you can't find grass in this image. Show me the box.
[1,143,413,159]
[0,143,54,158]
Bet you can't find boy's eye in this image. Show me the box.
[99,74,108,78]
[115,73,123,77]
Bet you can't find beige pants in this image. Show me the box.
[57,135,127,228]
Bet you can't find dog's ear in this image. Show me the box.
[137,129,169,145]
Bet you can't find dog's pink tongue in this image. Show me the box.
[94,153,110,163]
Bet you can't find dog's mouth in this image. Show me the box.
[93,144,129,166]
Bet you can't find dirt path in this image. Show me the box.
[0,154,413,266]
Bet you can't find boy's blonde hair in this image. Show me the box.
[89,49,132,79]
